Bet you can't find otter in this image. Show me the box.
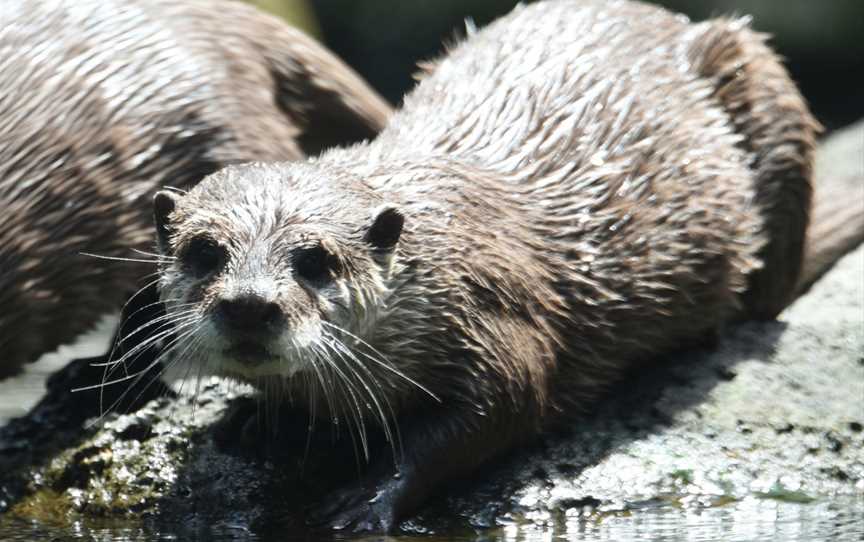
[0,0,391,376]
[150,0,817,532]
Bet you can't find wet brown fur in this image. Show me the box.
[0,0,391,374]
[154,0,817,532]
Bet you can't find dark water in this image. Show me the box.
[1,496,862,541]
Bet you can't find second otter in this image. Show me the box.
[151,0,817,532]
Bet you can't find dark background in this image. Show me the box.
[301,0,863,133]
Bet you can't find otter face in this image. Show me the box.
[149,163,404,385]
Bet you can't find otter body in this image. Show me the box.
[153,0,817,532]
[0,0,390,374]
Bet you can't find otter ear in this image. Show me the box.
[153,190,179,253]
[365,206,404,250]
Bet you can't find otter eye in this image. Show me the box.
[294,245,337,284]
[182,237,225,278]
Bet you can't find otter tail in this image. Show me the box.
[687,18,821,320]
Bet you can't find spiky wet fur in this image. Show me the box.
[152,0,817,531]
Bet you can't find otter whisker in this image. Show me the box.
[314,343,371,462]
[119,324,206,419]
[322,333,402,465]
[329,345,401,466]
[323,332,401,461]
[321,321,440,402]
[80,252,170,265]
[99,322,196,401]
[113,307,200,349]
[307,344,349,449]
[103,312,201,375]
[99,316,202,385]
[104,315,202,380]
[325,337,387,426]
[336,339,404,462]
[170,329,212,402]
[189,335,211,417]
[132,248,176,260]
[130,319,204,391]
[104,276,171,361]
[100,310,199,371]
[127,331,206,418]
[161,335,208,429]
[305,344,337,440]
[309,343,347,430]
[301,357,320,470]
[119,276,163,311]
[122,298,198,322]
[86,320,204,420]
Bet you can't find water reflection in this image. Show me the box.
[2,496,861,541]
[509,497,864,542]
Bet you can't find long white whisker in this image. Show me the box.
[339,342,402,462]
[302,355,321,470]
[87,321,205,421]
[190,335,210,417]
[88,322,202,392]
[105,276,166,361]
[128,330,204,413]
[80,252,169,264]
[103,315,200,376]
[114,308,200,348]
[315,343,369,462]
[324,333,397,456]
[97,315,200,412]
[321,321,440,402]
[174,328,207,401]
[132,248,176,260]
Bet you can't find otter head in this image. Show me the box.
[151,162,404,385]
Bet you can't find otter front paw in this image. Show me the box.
[306,478,402,533]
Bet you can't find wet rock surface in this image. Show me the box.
[1,126,862,540]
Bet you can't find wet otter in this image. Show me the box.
[151,0,817,532]
[0,0,391,376]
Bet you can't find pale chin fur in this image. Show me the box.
[161,313,324,384]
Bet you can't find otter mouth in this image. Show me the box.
[225,340,275,363]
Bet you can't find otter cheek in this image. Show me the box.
[288,317,323,351]
[313,280,355,329]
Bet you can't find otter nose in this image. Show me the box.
[215,295,283,334]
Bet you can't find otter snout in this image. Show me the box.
[214,294,284,338]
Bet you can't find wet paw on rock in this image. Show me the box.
[306,481,401,533]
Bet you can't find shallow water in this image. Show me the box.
[1,495,862,542]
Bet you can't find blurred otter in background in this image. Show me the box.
[0,0,390,376]
[151,0,816,532]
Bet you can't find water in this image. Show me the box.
[1,496,862,541]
